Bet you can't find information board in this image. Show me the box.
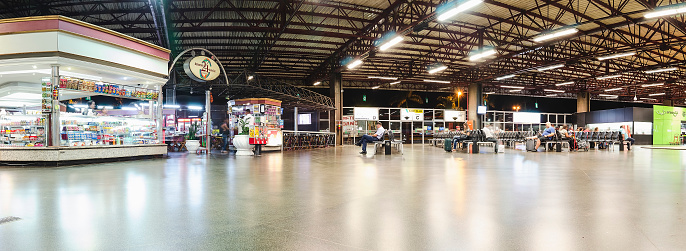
[353,107,379,120]
[444,110,466,122]
[401,109,424,121]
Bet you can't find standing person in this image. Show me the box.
[220,118,230,153]
[82,101,97,116]
[356,122,384,154]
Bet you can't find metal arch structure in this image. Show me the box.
[227,70,335,111]
[1,0,685,105]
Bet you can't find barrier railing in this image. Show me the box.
[282,131,335,151]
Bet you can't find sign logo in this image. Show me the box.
[183,56,220,82]
[656,110,679,117]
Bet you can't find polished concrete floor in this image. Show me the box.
[1,145,686,250]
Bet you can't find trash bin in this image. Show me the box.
[385,141,391,155]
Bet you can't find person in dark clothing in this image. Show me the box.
[220,118,230,153]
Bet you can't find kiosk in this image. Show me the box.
[0,16,169,165]
[229,98,283,155]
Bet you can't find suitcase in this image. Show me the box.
[444,139,452,152]
[555,142,562,152]
[577,140,589,151]
[470,141,479,153]
[385,141,391,155]
[526,139,536,152]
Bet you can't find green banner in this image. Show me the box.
[653,105,685,145]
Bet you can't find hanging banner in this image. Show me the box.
[401,109,423,121]
[183,56,220,82]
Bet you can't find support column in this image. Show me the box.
[294,106,298,132]
[205,90,211,153]
[577,92,590,113]
[467,82,482,129]
[663,100,674,106]
[329,72,343,145]
[50,65,60,147]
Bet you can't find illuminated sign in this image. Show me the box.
[183,56,220,82]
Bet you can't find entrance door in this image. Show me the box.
[401,122,412,144]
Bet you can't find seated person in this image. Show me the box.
[482,124,500,153]
[355,122,384,154]
[619,125,635,150]
[452,130,472,151]
[527,122,555,151]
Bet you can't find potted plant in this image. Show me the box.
[185,122,201,153]
[233,117,254,156]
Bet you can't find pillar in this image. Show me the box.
[663,100,674,106]
[329,72,343,145]
[294,106,298,132]
[205,89,211,152]
[577,92,590,113]
[467,82,482,129]
[50,65,60,147]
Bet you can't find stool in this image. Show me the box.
[196,147,208,154]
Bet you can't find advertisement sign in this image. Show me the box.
[183,56,221,82]
[477,106,487,115]
[342,115,356,134]
[653,105,685,144]
[513,112,541,123]
[444,110,466,122]
[354,107,378,120]
[401,109,423,121]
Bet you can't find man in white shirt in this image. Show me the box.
[482,124,500,153]
[356,122,384,154]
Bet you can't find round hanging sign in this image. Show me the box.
[183,56,220,82]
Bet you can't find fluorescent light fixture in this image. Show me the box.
[645,67,678,74]
[247,76,253,80]
[97,106,114,109]
[188,106,203,110]
[437,0,483,21]
[496,75,516,80]
[596,74,621,80]
[533,28,578,42]
[469,48,497,61]
[140,103,150,107]
[32,65,37,69]
[346,59,363,69]
[423,79,450,83]
[313,81,321,86]
[648,93,666,96]
[545,94,557,97]
[163,104,180,109]
[641,83,664,87]
[2,92,42,100]
[544,89,565,93]
[122,107,137,111]
[389,81,401,85]
[640,97,657,100]
[538,64,565,72]
[371,86,380,89]
[485,92,495,94]
[189,116,198,118]
[501,85,524,89]
[604,88,623,92]
[73,104,88,108]
[428,65,448,74]
[598,94,616,97]
[379,36,404,51]
[508,89,521,92]
[556,81,574,86]
[0,69,49,75]
[597,52,635,61]
[644,5,686,19]
[367,76,398,80]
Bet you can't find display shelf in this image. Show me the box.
[60,113,158,147]
[59,88,157,101]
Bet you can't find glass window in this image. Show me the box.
[434,109,444,120]
[389,121,400,131]
[549,114,557,123]
[424,110,433,121]
[496,112,505,123]
[389,109,400,120]
[343,108,354,116]
[379,109,390,121]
